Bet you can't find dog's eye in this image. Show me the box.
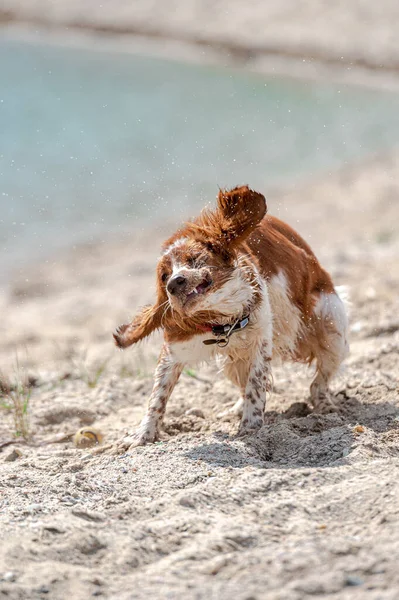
[187,255,201,267]
[161,273,168,283]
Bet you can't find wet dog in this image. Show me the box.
[114,186,348,447]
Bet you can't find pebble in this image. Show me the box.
[345,575,364,587]
[4,449,22,462]
[25,504,42,513]
[71,508,105,522]
[3,572,16,582]
[80,454,94,461]
[185,408,205,419]
[179,495,195,508]
[68,462,84,472]
[60,496,79,505]
[353,425,365,433]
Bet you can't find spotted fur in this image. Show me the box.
[114,185,349,449]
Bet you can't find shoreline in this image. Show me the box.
[2,22,399,93]
[2,148,398,293]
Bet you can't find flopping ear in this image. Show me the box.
[113,303,162,349]
[186,185,266,252]
[216,186,266,245]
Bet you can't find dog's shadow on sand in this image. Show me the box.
[183,395,399,469]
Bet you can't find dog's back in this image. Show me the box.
[247,214,335,320]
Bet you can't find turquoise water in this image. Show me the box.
[1,38,399,279]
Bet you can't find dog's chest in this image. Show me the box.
[169,334,215,364]
[168,329,253,365]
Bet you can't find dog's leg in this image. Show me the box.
[217,358,247,419]
[237,339,272,436]
[116,345,183,451]
[310,291,349,413]
[217,397,244,419]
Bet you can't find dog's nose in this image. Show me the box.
[167,275,187,295]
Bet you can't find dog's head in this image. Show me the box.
[114,186,266,347]
[159,185,266,316]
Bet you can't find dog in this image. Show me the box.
[114,186,349,448]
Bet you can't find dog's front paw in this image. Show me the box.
[113,429,158,453]
[311,394,338,415]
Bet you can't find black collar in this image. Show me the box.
[202,315,250,347]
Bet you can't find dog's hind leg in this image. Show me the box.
[217,397,244,419]
[310,290,349,413]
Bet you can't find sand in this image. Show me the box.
[2,0,399,89]
[1,150,399,598]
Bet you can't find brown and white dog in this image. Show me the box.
[114,186,348,448]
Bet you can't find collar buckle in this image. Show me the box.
[202,315,250,347]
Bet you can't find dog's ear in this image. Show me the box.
[185,186,267,253]
[216,186,266,246]
[113,303,162,348]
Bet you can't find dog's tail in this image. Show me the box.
[335,285,351,319]
[113,304,162,348]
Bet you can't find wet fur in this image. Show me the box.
[113,185,349,447]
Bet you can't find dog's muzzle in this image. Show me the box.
[167,275,187,295]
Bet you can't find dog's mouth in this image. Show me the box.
[184,278,212,303]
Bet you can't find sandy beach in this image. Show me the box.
[1,1,399,596]
[2,0,399,90]
[1,146,399,598]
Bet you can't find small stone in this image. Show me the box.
[179,495,195,508]
[80,454,94,461]
[68,461,84,472]
[3,572,16,582]
[77,534,106,555]
[25,504,41,513]
[37,585,50,594]
[345,575,364,587]
[43,525,65,534]
[71,509,105,522]
[60,496,78,505]
[4,449,22,462]
[185,408,205,419]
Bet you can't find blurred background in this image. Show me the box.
[1,0,399,282]
[2,5,399,597]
